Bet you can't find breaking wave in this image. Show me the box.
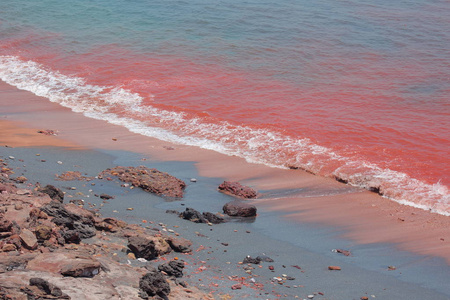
[0,55,448,215]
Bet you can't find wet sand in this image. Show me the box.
[1,80,450,299]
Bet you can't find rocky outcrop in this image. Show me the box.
[99,166,186,198]
[218,181,257,199]
[41,201,96,242]
[0,158,213,300]
[223,200,257,217]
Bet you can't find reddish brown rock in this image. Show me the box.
[128,235,171,260]
[99,166,186,198]
[20,228,38,250]
[27,252,101,277]
[60,260,101,277]
[56,171,92,181]
[328,266,341,271]
[12,176,28,183]
[218,181,257,199]
[223,200,257,217]
[166,236,192,253]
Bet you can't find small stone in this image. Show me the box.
[328,266,341,271]
[190,178,197,182]
[388,266,396,271]
[8,156,15,159]
[15,203,24,210]
[308,295,315,299]
[231,284,242,290]
[361,297,369,300]
[269,266,274,271]
[127,207,134,211]
[128,252,136,260]
[57,161,63,164]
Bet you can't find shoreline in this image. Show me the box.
[1,80,450,298]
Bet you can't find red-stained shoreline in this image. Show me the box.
[1,79,449,268]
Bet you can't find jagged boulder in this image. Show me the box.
[158,260,184,278]
[139,267,171,298]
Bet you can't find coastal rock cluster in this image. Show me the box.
[0,161,212,300]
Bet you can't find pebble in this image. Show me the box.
[57,161,63,164]
[308,295,314,299]
[328,266,341,271]
[190,178,197,182]
[8,156,14,159]
[127,208,134,211]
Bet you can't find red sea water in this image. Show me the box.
[0,0,449,214]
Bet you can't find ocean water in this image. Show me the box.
[0,0,449,214]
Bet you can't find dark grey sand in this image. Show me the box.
[2,145,449,300]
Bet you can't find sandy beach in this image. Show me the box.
[1,80,450,299]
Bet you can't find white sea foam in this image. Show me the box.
[0,55,448,215]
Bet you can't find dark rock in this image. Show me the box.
[139,268,171,298]
[28,278,70,299]
[128,236,159,260]
[243,256,261,264]
[38,185,64,202]
[62,230,81,244]
[336,249,352,256]
[202,212,225,224]
[41,201,96,241]
[158,260,184,278]
[218,181,257,199]
[256,255,274,262]
[100,193,114,200]
[165,209,179,215]
[179,208,207,223]
[0,217,13,232]
[99,166,186,198]
[223,201,257,217]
